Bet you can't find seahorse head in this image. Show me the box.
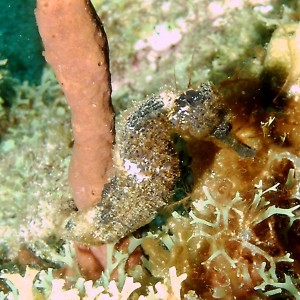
[169,82,226,139]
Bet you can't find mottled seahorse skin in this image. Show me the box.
[65,82,225,245]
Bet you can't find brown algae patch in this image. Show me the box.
[140,22,300,299]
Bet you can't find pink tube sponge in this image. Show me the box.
[35,0,115,209]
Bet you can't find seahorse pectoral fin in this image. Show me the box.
[212,121,256,158]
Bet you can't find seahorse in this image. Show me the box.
[64,82,251,245]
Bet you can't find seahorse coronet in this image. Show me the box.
[65,82,225,245]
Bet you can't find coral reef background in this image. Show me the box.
[1,0,300,299]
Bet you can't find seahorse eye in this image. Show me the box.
[176,94,189,108]
[185,90,204,106]
[176,90,203,108]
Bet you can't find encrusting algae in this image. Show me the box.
[1,1,300,299]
